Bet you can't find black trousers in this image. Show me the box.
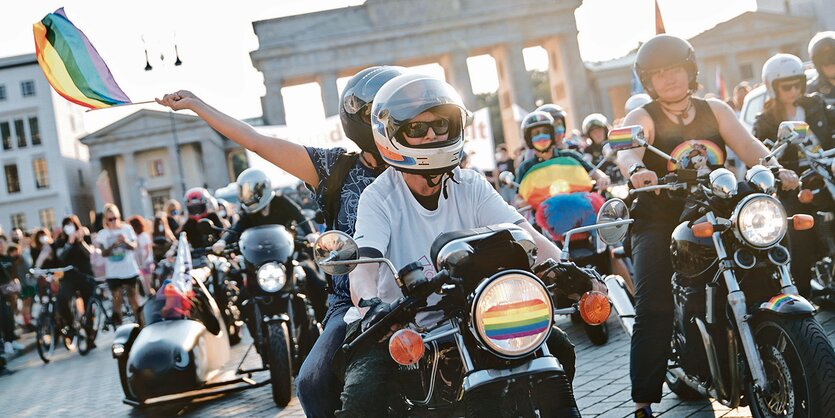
[629,218,677,403]
[782,195,818,296]
[57,274,95,327]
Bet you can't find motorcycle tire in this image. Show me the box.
[583,322,609,346]
[664,370,702,401]
[745,315,835,418]
[267,321,293,407]
[35,312,56,364]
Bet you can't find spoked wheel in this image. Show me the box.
[36,312,56,363]
[746,316,835,418]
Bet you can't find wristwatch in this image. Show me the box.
[628,163,647,176]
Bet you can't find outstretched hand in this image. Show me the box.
[156,90,200,111]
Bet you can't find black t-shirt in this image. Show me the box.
[52,236,94,278]
[223,194,312,243]
[635,98,727,220]
[180,213,225,249]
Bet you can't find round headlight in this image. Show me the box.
[257,262,286,292]
[733,195,787,249]
[472,272,552,358]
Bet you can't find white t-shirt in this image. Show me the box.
[96,224,140,279]
[347,167,525,325]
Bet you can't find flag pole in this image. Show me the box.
[84,100,158,112]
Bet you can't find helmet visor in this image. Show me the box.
[187,203,206,216]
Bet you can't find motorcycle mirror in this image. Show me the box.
[498,171,517,187]
[313,231,359,276]
[596,198,632,245]
[608,125,678,165]
[777,121,809,145]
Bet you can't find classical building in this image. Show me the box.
[80,109,245,218]
[250,0,595,151]
[0,53,93,231]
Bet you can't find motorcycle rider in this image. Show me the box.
[753,53,835,297]
[340,74,605,417]
[616,34,799,418]
[624,94,652,118]
[808,31,835,102]
[536,103,569,147]
[156,65,405,418]
[177,187,226,249]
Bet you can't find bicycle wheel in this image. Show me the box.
[36,311,56,363]
[79,297,104,355]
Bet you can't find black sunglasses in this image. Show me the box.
[106,217,117,222]
[400,119,450,138]
[779,80,803,92]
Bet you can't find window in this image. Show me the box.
[0,85,6,101]
[14,119,26,148]
[29,117,40,146]
[21,81,35,97]
[10,213,25,230]
[33,158,48,189]
[150,189,171,214]
[1,122,11,150]
[4,164,20,193]
[149,159,165,177]
[39,208,55,230]
[739,63,754,81]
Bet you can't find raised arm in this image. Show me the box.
[156,91,319,186]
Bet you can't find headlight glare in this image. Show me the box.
[734,195,787,249]
[257,262,286,292]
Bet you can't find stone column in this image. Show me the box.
[542,35,595,130]
[440,50,476,109]
[121,151,142,217]
[492,41,535,151]
[167,144,185,200]
[319,72,340,117]
[262,78,287,125]
[724,53,740,90]
[201,140,230,191]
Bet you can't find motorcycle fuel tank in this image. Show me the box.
[239,225,294,266]
[670,220,717,280]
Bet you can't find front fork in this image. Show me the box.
[705,212,798,393]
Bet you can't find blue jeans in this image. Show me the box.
[297,301,350,418]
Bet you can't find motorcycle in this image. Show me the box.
[111,233,270,406]
[190,243,244,346]
[220,221,322,407]
[604,124,835,416]
[311,201,630,417]
[500,163,613,345]
[764,121,835,305]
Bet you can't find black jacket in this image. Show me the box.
[809,75,835,103]
[179,212,225,249]
[222,194,313,243]
[752,93,835,173]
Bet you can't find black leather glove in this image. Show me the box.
[359,297,393,333]
[534,259,596,296]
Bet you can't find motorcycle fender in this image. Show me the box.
[756,293,816,316]
[463,356,564,393]
[112,323,140,358]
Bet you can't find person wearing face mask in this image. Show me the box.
[163,199,183,233]
[51,215,96,342]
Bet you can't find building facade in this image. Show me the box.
[80,109,244,218]
[0,53,94,231]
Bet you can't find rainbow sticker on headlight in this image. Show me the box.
[483,299,550,340]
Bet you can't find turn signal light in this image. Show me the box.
[388,329,424,366]
[579,291,611,326]
[691,222,714,238]
[792,214,814,231]
[53,271,64,279]
[798,189,814,204]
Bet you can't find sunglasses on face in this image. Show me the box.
[779,81,804,93]
[400,119,450,138]
[106,217,117,222]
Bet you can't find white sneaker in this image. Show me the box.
[11,342,24,351]
[3,342,12,353]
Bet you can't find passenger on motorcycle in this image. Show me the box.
[617,34,799,418]
[753,53,835,297]
[178,187,227,249]
[808,31,835,102]
[156,65,405,418]
[340,74,604,417]
[582,113,627,185]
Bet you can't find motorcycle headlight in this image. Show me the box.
[471,271,552,359]
[732,195,787,249]
[257,262,286,293]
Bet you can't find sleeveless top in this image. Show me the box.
[633,97,727,221]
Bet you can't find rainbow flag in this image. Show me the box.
[607,125,641,151]
[519,157,593,208]
[33,8,131,109]
[483,299,550,340]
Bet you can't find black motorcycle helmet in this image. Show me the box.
[635,34,699,99]
[340,66,406,157]
[809,31,835,71]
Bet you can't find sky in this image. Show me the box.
[1,0,757,132]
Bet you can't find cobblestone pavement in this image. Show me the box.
[1,309,833,417]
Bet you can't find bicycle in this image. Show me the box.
[81,282,137,354]
[30,266,89,363]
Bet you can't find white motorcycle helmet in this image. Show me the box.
[237,168,275,214]
[371,74,469,175]
[762,53,806,99]
[624,93,652,115]
[581,113,610,138]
